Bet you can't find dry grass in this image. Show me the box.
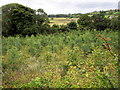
[49,18,79,26]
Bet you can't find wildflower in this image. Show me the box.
[85,73,89,77]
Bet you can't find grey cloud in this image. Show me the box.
[1,0,118,14]
[74,2,118,9]
[46,1,118,14]
[44,1,118,14]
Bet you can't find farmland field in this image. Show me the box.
[49,18,78,25]
[2,30,118,88]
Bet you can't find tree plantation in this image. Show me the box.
[1,3,119,88]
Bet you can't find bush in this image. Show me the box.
[92,14,110,30]
[59,25,69,32]
[77,14,93,29]
[50,24,60,33]
[67,21,77,30]
[110,17,120,30]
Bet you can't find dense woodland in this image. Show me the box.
[1,3,119,88]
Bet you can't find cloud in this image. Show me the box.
[44,1,118,14]
[0,0,119,14]
[74,2,117,9]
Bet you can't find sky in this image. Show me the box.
[0,0,119,14]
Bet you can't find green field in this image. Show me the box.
[2,30,118,88]
[49,18,78,25]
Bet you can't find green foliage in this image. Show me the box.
[50,24,60,33]
[2,3,35,36]
[92,14,110,30]
[110,16,120,30]
[2,3,49,36]
[59,25,69,32]
[67,21,77,30]
[2,30,118,88]
[77,14,93,29]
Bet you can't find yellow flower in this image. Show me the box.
[70,66,73,68]
[70,66,76,69]
[85,73,89,77]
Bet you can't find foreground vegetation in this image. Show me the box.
[2,30,118,88]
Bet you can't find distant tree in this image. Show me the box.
[51,17,54,20]
[35,14,45,25]
[110,16,120,30]
[67,21,77,30]
[52,24,59,29]
[100,11,106,15]
[2,3,49,36]
[37,9,44,15]
[59,25,69,32]
[77,14,93,29]
[92,14,110,30]
[22,24,39,36]
[50,24,59,33]
[2,3,35,36]
[39,24,51,34]
[36,8,49,24]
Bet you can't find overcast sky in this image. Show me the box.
[0,0,119,14]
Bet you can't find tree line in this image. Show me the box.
[48,13,82,18]
[1,3,120,37]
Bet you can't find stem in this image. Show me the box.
[103,38,116,58]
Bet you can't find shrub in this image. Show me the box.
[67,21,77,30]
[110,16,120,30]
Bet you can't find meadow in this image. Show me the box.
[2,30,118,88]
[49,18,78,25]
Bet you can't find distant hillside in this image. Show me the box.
[86,9,119,18]
[48,9,120,18]
[87,9,120,16]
